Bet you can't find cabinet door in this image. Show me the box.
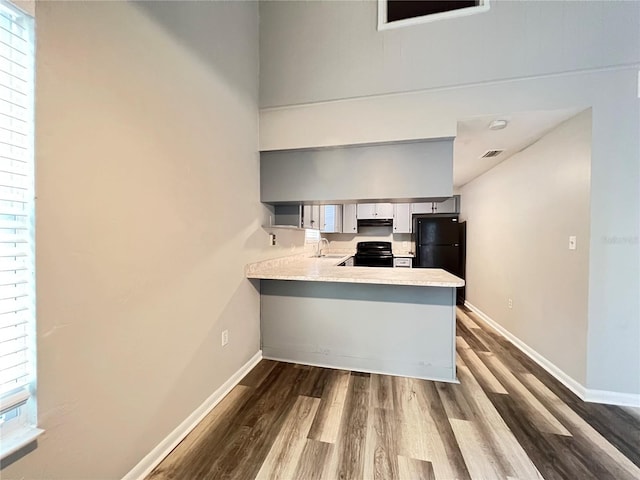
[273,204,302,228]
[393,257,412,268]
[375,203,394,219]
[320,205,343,233]
[302,205,311,228]
[302,205,320,229]
[434,195,460,214]
[393,203,412,233]
[356,203,377,219]
[411,202,434,214]
[343,204,358,233]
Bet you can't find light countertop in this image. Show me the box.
[245,253,464,287]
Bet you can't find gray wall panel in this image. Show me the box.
[260,139,453,204]
[259,1,640,107]
[260,280,457,382]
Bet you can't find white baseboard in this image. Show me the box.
[463,301,587,400]
[122,351,263,480]
[464,301,638,408]
[584,389,640,408]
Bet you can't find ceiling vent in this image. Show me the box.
[480,149,504,159]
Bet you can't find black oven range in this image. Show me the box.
[353,241,393,267]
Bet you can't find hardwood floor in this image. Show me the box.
[147,307,640,480]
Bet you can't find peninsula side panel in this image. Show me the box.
[260,280,457,382]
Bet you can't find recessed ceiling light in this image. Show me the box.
[489,119,508,130]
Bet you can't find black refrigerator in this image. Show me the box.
[414,215,466,305]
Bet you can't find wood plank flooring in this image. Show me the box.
[147,307,640,480]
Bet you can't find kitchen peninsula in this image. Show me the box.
[246,254,464,382]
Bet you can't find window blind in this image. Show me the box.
[0,0,38,458]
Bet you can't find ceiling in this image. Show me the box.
[453,108,585,188]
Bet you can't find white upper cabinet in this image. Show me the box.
[411,195,460,215]
[302,205,319,229]
[320,205,343,233]
[304,205,343,232]
[342,203,358,233]
[272,205,303,228]
[434,196,459,214]
[411,202,433,214]
[393,203,412,233]
[357,203,393,219]
[376,203,394,218]
[356,203,376,219]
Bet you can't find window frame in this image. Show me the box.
[0,0,41,461]
[377,0,490,31]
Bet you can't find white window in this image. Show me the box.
[0,0,40,460]
[378,0,490,31]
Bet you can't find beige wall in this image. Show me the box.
[460,110,592,384]
[1,1,299,478]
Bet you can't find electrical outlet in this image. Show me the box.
[269,234,276,246]
[508,298,513,309]
[221,329,229,346]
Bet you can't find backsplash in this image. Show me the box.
[322,226,413,253]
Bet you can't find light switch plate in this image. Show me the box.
[569,236,577,250]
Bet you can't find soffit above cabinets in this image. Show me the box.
[260,138,454,204]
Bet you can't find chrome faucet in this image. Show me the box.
[316,238,330,257]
